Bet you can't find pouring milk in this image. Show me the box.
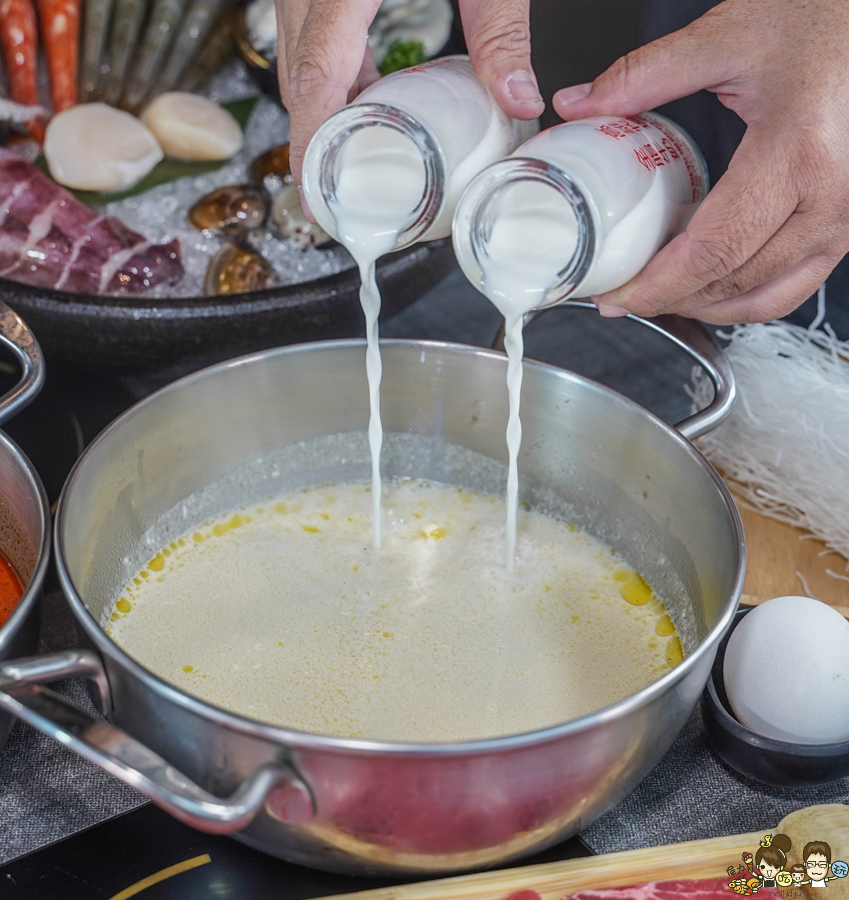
[453,113,708,568]
[302,56,537,546]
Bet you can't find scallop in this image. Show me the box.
[271,184,332,250]
[141,92,243,161]
[188,185,267,234]
[44,103,163,192]
[204,242,277,295]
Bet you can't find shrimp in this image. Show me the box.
[150,0,234,97]
[37,0,82,112]
[100,0,149,107]
[79,0,115,101]
[120,0,190,112]
[0,0,45,139]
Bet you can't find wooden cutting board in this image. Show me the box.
[735,494,848,611]
[312,805,849,900]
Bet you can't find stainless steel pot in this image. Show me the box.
[0,306,744,876]
[0,301,49,746]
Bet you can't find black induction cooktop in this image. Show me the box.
[0,802,593,900]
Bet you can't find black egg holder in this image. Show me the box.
[701,606,849,787]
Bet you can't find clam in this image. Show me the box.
[204,241,277,295]
[188,185,267,234]
[270,183,333,250]
[249,142,291,186]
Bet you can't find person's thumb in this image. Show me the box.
[553,26,732,121]
[460,0,544,120]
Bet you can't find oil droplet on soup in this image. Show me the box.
[109,481,685,742]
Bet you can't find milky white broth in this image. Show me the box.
[108,479,682,743]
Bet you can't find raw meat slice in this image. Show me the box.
[563,878,734,900]
[506,876,734,900]
[0,148,183,294]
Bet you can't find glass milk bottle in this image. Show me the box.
[452,113,708,311]
[301,55,539,251]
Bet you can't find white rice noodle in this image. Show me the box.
[688,287,849,578]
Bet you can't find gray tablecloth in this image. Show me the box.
[1,268,847,865]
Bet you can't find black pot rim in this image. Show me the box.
[0,241,434,317]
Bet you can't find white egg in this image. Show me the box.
[44,103,163,192]
[141,93,243,162]
[724,596,849,745]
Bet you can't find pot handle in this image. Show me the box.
[0,300,45,426]
[492,301,736,440]
[0,650,316,834]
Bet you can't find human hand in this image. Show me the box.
[275,0,544,186]
[553,0,849,325]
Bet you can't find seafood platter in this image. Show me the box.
[0,0,457,370]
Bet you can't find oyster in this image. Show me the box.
[238,0,453,69]
[243,0,276,59]
[188,184,266,234]
[368,0,453,66]
[204,241,276,295]
[270,183,332,250]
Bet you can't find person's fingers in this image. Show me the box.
[656,210,836,317]
[274,0,309,109]
[593,133,799,318]
[350,46,380,101]
[678,253,837,325]
[459,0,543,119]
[284,0,383,182]
[552,13,745,122]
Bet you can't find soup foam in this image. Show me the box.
[108,480,682,743]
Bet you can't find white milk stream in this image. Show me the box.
[479,183,579,569]
[303,57,537,555]
[456,114,707,568]
[329,128,427,547]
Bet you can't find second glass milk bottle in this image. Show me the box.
[452,113,708,309]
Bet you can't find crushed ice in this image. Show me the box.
[101,61,354,299]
